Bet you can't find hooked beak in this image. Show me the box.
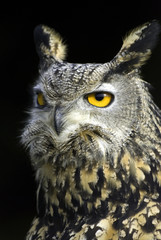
[54,105,63,135]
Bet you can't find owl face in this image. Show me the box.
[33,66,139,145]
[22,21,160,169]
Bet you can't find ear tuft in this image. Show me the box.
[34,25,67,68]
[112,20,160,73]
[122,20,160,53]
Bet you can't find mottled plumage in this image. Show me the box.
[22,21,161,239]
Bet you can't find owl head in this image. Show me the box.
[22,21,160,171]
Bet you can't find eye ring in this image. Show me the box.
[86,92,114,108]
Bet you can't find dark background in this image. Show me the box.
[1,2,161,240]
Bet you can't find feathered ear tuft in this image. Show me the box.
[34,25,67,69]
[111,20,160,73]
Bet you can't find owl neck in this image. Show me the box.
[36,144,161,228]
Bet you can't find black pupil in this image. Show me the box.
[95,93,105,101]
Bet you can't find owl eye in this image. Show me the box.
[37,92,46,107]
[87,92,113,108]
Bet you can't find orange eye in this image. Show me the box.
[37,92,46,106]
[87,92,113,108]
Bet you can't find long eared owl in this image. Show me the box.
[22,21,161,239]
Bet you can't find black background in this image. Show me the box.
[1,2,161,240]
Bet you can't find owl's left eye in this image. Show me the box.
[86,92,113,108]
[36,92,46,107]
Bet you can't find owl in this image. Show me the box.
[22,21,161,240]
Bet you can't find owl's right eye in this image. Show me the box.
[36,92,46,107]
